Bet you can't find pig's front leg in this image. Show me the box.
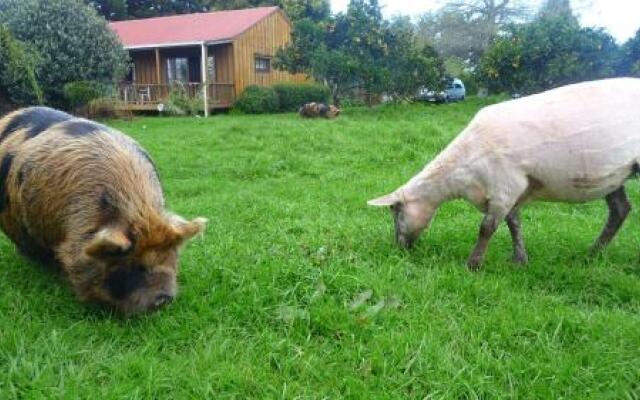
[467,213,502,270]
[506,209,528,265]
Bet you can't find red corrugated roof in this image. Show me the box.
[109,6,280,48]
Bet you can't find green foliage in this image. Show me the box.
[165,84,204,116]
[276,0,445,105]
[272,82,329,111]
[478,15,619,94]
[457,71,479,96]
[619,29,640,77]
[85,0,128,20]
[0,0,129,107]
[279,0,330,22]
[86,0,331,22]
[384,17,446,100]
[63,81,107,110]
[0,25,43,106]
[233,85,279,114]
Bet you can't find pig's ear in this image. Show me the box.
[367,191,400,207]
[85,228,132,257]
[172,217,208,242]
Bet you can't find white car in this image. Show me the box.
[417,78,466,103]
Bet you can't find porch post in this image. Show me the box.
[201,42,209,117]
[154,48,161,84]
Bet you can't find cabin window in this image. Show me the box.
[207,55,216,82]
[166,57,189,84]
[255,57,271,73]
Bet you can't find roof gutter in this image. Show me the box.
[124,39,232,50]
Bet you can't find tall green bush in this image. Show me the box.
[272,83,330,112]
[63,81,106,110]
[234,85,279,114]
[619,29,640,77]
[0,25,43,105]
[478,15,619,94]
[0,0,129,107]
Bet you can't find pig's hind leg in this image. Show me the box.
[590,186,630,252]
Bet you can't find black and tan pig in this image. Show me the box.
[0,107,206,314]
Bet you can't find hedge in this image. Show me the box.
[233,85,280,114]
[272,83,330,112]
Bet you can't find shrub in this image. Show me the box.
[63,81,106,110]
[272,82,330,112]
[86,97,132,120]
[234,85,279,114]
[0,25,43,106]
[164,84,203,116]
[0,0,129,107]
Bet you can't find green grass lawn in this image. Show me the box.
[2,98,640,399]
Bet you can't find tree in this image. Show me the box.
[86,0,128,20]
[86,0,330,22]
[126,0,210,18]
[538,0,576,22]
[417,0,531,67]
[0,26,43,105]
[384,17,445,99]
[276,0,444,105]
[0,0,129,106]
[279,0,330,22]
[275,0,384,105]
[417,9,485,67]
[478,15,619,94]
[619,29,640,77]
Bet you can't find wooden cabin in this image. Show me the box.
[108,6,307,115]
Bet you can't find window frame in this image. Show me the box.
[166,57,189,84]
[254,56,271,73]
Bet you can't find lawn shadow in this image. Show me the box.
[0,245,157,324]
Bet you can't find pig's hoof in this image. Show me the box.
[512,252,528,265]
[467,258,483,271]
[588,245,604,256]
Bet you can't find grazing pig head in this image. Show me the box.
[368,188,435,248]
[72,214,207,315]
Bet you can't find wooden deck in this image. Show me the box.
[114,83,235,111]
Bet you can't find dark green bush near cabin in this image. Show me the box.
[63,81,107,109]
[234,85,279,114]
[0,0,129,107]
[272,83,330,112]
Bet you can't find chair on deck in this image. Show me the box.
[137,86,152,104]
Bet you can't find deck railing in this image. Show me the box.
[116,83,235,109]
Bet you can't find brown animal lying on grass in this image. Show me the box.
[299,102,341,119]
[0,107,206,314]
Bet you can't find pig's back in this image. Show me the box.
[0,107,163,260]
[469,78,640,201]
